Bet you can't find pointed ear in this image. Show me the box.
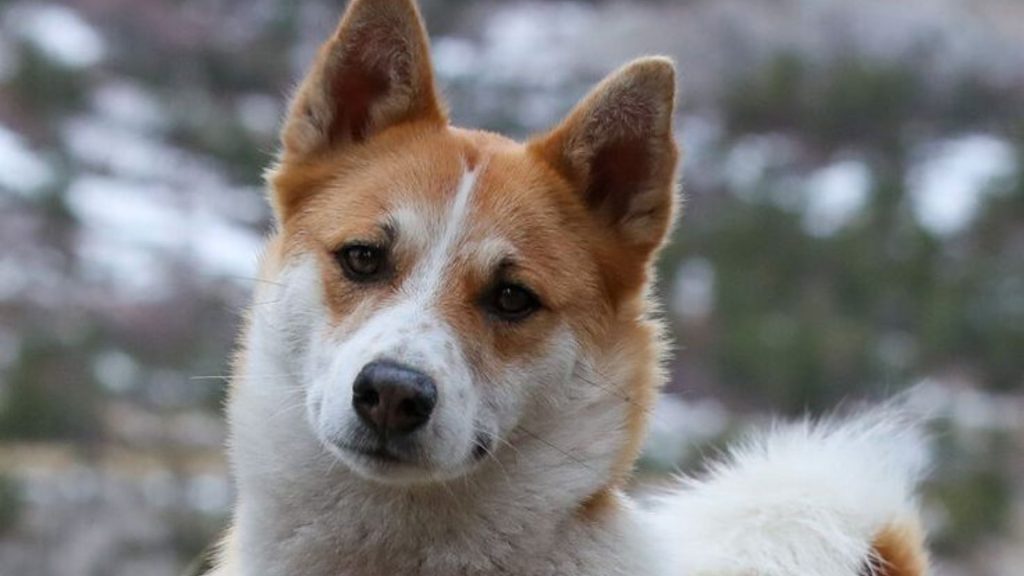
[529,57,679,254]
[281,0,445,159]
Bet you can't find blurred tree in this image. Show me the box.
[669,55,1024,413]
[0,474,21,535]
[0,334,102,442]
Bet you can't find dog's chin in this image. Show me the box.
[323,440,485,486]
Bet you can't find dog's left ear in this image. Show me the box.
[529,57,679,256]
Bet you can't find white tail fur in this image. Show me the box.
[643,407,929,576]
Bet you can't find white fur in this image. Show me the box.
[223,171,928,576]
[226,245,928,575]
[226,162,650,573]
[413,165,478,294]
[643,409,928,576]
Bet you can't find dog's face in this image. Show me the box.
[277,132,613,483]
[251,0,678,486]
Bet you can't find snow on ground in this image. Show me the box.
[234,93,282,137]
[0,251,65,305]
[0,77,268,303]
[5,3,105,68]
[802,159,873,238]
[90,81,168,133]
[57,94,268,297]
[62,111,267,223]
[92,349,141,395]
[908,378,1024,434]
[433,3,618,89]
[672,258,716,321]
[432,0,1024,111]
[65,175,263,297]
[0,125,55,196]
[678,114,725,191]
[474,3,597,87]
[722,133,802,198]
[908,134,1018,236]
[63,118,178,182]
[718,131,1018,241]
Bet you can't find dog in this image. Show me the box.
[206,0,930,574]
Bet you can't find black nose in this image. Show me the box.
[352,360,437,436]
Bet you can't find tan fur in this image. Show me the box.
[266,11,680,493]
[528,58,679,258]
[276,0,445,216]
[526,58,679,502]
[216,1,927,575]
[269,116,671,498]
[865,518,930,576]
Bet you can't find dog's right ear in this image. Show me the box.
[280,0,445,160]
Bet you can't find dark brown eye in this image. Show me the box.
[488,283,540,321]
[336,244,386,281]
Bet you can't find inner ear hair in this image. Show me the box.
[280,0,446,159]
[529,57,680,252]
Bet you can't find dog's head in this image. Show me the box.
[252,0,678,487]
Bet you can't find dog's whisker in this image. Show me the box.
[190,372,302,382]
[481,447,514,492]
[209,274,308,303]
[471,427,514,488]
[324,450,342,479]
[217,274,289,288]
[514,425,599,474]
[268,403,309,419]
[249,299,287,307]
[486,432,525,466]
[575,368,672,429]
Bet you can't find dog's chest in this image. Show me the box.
[238,495,645,576]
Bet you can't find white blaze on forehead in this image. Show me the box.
[335,163,484,381]
[402,165,480,301]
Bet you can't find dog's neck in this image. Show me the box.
[226,317,653,576]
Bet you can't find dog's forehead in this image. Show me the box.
[278,126,603,313]
[316,131,579,267]
[390,157,561,261]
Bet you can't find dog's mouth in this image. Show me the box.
[338,442,406,463]
[332,438,418,467]
[325,431,496,484]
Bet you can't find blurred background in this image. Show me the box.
[0,0,1021,574]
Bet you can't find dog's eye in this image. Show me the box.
[336,244,386,281]
[488,283,540,321]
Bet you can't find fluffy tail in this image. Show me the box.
[644,407,930,576]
